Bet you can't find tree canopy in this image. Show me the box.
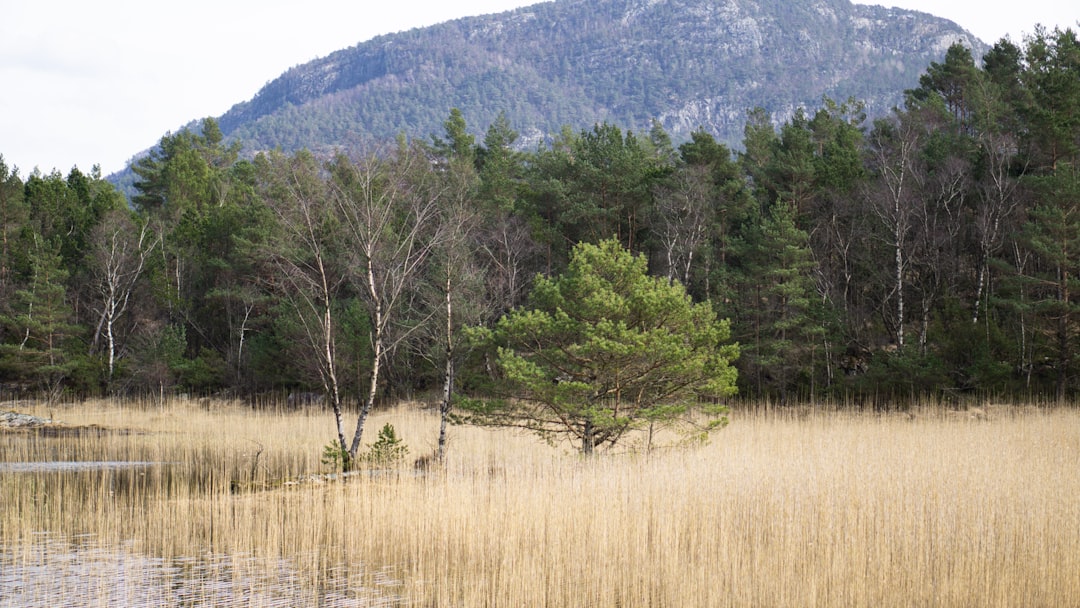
[465,239,738,454]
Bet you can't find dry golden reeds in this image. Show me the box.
[1,398,1078,606]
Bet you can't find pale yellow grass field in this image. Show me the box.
[2,399,1078,606]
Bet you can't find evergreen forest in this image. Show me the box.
[3,29,1080,406]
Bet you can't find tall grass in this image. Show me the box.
[2,399,1078,606]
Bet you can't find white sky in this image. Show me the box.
[0,0,1075,177]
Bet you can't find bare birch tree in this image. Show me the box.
[328,144,444,461]
[426,180,486,462]
[910,146,969,352]
[866,115,924,349]
[653,163,712,286]
[88,209,158,385]
[970,68,1024,324]
[259,151,352,458]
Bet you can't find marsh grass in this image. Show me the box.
[2,398,1079,606]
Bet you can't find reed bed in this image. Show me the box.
[2,398,1078,606]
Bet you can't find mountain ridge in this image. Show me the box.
[192,0,986,161]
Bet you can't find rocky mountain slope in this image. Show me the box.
[211,0,985,155]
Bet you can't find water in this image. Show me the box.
[0,445,409,605]
[0,461,159,473]
[0,535,405,607]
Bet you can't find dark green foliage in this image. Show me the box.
[363,423,410,468]
[23,167,124,273]
[324,423,411,471]
[463,239,738,453]
[127,323,187,396]
[853,348,951,406]
[1011,167,1080,399]
[1021,27,1080,170]
[0,238,80,401]
[554,122,659,252]
[735,201,825,400]
[0,156,28,300]
[431,108,476,162]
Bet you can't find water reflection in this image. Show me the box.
[0,536,404,607]
[0,461,159,473]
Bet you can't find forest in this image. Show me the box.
[1,28,1079,406]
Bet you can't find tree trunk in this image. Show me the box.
[1057,265,1070,402]
[920,296,931,355]
[438,271,454,462]
[351,324,381,460]
[582,418,595,455]
[351,260,385,459]
[895,234,905,349]
[236,303,253,385]
[972,260,987,323]
[106,312,116,381]
[322,297,348,466]
[682,247,695,288]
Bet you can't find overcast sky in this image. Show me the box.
[1,0,1075,177]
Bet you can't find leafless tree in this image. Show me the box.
[329,144,445,461]
[260,151,351,457]
[972,126,1023,323]
[653,164,712,286]
[430,183,485,461]
[88,209,158,385]
[477,211,539,315]
[911,150,969,352]
[866,115,924,350]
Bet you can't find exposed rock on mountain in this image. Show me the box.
[213,0,984,154]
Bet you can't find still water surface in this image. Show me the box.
[0,461,159,473]
[0,460,405,607]
[0,534,404,607]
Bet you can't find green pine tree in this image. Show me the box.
[0,237,80,401]
[464,239,739,454]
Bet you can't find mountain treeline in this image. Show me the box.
[2,29,1079,406]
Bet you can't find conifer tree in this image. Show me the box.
[465,239,738,454]
[743,201,824,400]
[0,237,79,401]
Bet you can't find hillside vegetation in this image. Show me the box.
[216,0,983,156]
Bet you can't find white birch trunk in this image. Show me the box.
[438,269,454,462]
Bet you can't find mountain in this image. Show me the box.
[212,0,985,156]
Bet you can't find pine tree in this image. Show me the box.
[0,237,80,401]
[738,202,823,400]
[464,239,739,454]
[1012,167,1080,399]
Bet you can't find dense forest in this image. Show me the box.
[2,28,1079,407]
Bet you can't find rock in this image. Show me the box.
[0,410,55,429]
